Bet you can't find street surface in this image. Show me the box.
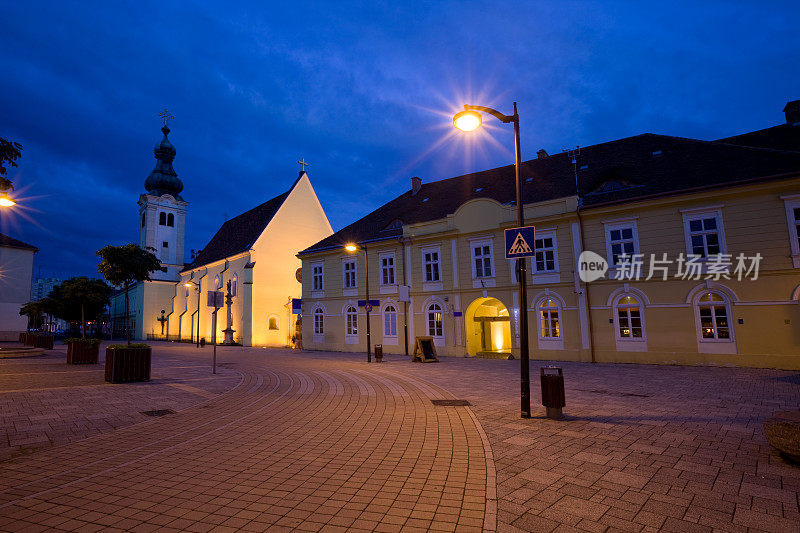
[0,342,798,532]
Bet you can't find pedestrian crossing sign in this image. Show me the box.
[504,226,536,258]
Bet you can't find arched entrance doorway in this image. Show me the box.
[465,297,512,357]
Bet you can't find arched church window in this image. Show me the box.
[230,274,238,297]
[167,213,174,227]
[214,275,222,289]
[141,213,146,227]
[268,316,279,330]
[159,212,167,225]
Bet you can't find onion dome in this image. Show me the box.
[144,125,183,199]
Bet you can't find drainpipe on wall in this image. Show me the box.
[399,236,409,356]
[576,205,597,363]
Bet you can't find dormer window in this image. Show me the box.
[652,150,663,157]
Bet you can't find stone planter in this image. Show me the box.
[105,346,151,383]
[67,341,99,364]
[764,410,800,462]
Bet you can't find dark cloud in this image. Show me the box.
[1,1,797,279]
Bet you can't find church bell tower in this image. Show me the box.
[138,111,188,282]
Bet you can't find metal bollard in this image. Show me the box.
[540,366,565,419]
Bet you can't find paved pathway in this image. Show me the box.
[0,344,490,532]
[0,343,799,532]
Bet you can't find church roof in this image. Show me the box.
[299,131,800,255]
[182,175,302,271]
[144,125,184,200]
[0,233,38,252]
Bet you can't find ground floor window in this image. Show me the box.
[383,305,397,337]
[427,303,443,337]
[313,308,324,334]
[346,306,358,336]
[538,298,560,338]
[615,295,643,339]
[697,292,730,340]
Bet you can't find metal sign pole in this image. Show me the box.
[212,308,217,374]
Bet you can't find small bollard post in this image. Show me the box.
[540,366,565,419]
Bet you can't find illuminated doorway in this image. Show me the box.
[465,297,512,357]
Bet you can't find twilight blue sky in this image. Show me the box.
[1,1,798,280]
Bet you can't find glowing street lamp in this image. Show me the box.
[0,193,15,207]
[453,102,532,419]
[345,242,372,363]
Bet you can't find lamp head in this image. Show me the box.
[184,282,194,287]
[344,244,358,253]
[453,110,482,132]
[0,193,16,207]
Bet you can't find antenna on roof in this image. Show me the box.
[563,146,581,206]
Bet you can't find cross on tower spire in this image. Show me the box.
[298,158,310,172]
[158,108,175,127]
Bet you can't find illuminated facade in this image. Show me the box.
[299,100,800,369]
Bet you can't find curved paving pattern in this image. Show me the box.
[0,352,492,532]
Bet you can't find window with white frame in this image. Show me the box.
[538,299,560,339]
[312,264,324,291]
[345,306,358,336]
[427,303,443,337]
[604,221,638,266]
[423,248,440,282]
[615,295,643,339]
[380,254,395,285]
[682,208,725,259]
[383,305,398,337]
[782,197,800,267]
[472,240,494,278]
[534,233,557,272]
[696,292,731,340]
[343,259,357,289]
[313,308,324,335]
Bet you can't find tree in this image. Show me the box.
[57,277,111,338]
[96,244,161,344]
[0,137,22,192]
[19,301,44,331]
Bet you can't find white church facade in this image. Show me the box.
[165,171,332,346]
[111,120,332,347]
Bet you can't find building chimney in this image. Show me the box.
[537,149,548,158]
[784,100,800,125]
[411,176,422,196]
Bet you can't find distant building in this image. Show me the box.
[31,276,62,301]
[299,100,800,370]
[0,234,38,340]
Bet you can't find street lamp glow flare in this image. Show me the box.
[453,110,482,132]
[0,194,16,207]
[344,244,358,252]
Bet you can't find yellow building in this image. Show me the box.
[298,100,800,369]
[167,171,332,347]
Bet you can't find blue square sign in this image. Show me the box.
[505,226,536,258]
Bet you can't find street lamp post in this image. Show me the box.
[345,243,371,363]
[453,102,531,418]
[185,280,201,348]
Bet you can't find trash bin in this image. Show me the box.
[200,337,206,347]
[540,366,565,419]
[374,344,383,362]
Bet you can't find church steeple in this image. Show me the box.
[138,110,188,282]
[144,124,183,199]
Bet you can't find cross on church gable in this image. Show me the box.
[298,158,310,172]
